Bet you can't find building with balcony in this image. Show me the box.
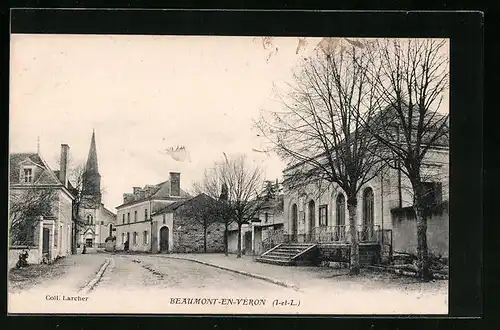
[257,115,449,266]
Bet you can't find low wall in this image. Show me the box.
[9,247,42,270]
[318,243,381,265]
[391,206,449,257]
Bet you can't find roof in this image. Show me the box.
[116,180,191,209]
[10,152,62,186]
[101,204,117,217]
[85,130,99,174]
[283,105,449,173]
[152,193,214,215]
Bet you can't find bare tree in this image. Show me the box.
[359,38,449,281]
[196,154,265,258]
[9,188,57,246]
[256,39,385,275]
[177,194,219,253]
[66,164,87,254]
[194,166,233,256]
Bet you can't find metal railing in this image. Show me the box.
[259,225,384,254]
[260,229,293,253]
[307,225,381,243]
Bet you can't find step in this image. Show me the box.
[261,254,292,261]
[277,246,314,251]
[271,248,306,254]
[255,257,293,266]
[265,250,297,257]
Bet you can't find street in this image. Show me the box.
[8,253,448,314]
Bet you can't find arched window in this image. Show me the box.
[336,194,346,226]
[86,215,93,225]
[291,203,298,238]
[363,187,374,226]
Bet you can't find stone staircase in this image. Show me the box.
[255,242,318,266]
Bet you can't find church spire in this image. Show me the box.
[85,129,99,174]
[82,129,101,206]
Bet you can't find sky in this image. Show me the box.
[10,35,449,212]
[10,35,326,211]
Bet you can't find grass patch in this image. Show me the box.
[8,257,69,292]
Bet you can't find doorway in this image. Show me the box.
[159,226,169,253]
[86,238,93,248]
[291,204,298,241]
[244,231,252,255]
[42,228,50,254]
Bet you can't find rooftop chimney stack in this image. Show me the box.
[170,172,180,197]
[59,144,70,187]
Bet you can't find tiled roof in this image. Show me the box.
[116,180,191,208]
[9,152,60,185]
[152,193,214,215]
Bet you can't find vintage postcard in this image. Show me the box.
[8,30,451,315]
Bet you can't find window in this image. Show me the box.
[422,182,443,206]
[264,212,269,223]
[101,221,104,226]
[86,215,93,225]
[122,233,125,243]
[363,188,374,226]
[336,194,346,226]
[145,208,148,221]
[143,231,148,245]
[162,214,166,224]
[122,214,125,224]
[127,212,130,224]
[134,210,137,222]
[319,205,328,226]
[133,232,138,245]
[23,168,33,183]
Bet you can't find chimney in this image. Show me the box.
[59,144,70,187]
[170,172,180,197]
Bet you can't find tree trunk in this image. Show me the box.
[72,222,77,255]
[347,196,360,275]
[237,222,242,258]
[413,186,431,281]
[203,220,207,253]
[224,222,229,256]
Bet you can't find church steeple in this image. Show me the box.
[82,129,101,207]
[85,129,99,174]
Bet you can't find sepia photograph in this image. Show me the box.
[8,32,451,315]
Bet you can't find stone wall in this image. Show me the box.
[172,214,225,253]
[391,205,449,257]
[318,243,381,265]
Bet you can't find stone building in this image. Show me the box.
[9,145,74,268]
[77,131,116,249]
[279,140,449,261]
[151,193,225,253]
[114,173,190,252]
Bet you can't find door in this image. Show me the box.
[86,238,93,248]
[42,228,50,254]
[291,204,298,242]
[244,231,252,255]
[159,226,169,252]
[308,200,316,241]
